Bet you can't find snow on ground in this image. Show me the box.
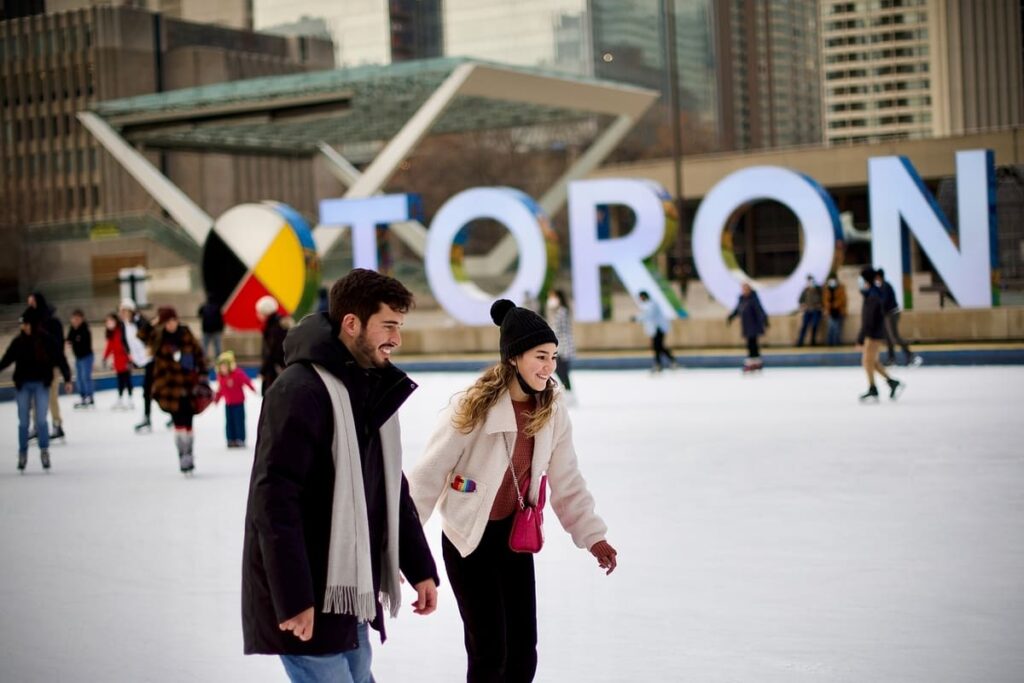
[1,365,1023,682]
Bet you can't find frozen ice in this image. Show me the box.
[1,365,1023,682]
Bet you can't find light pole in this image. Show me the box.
[662,0,688,288]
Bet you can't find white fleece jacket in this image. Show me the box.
[408,389,608,558]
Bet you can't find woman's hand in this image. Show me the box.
[589,540,618,575]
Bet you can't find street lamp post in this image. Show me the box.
[662,0,688,289]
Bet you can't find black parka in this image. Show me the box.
[241,313,438,655]
[858,286,887,344]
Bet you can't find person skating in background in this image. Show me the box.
[857,267,904,403]
[255,295,291,396]
[875,268,923,367]
[727,282,769,373]
[242,269,439,682]
[197,297,225,362]
[544,288,577,404]
[214,350,256,448]
[119,299,156,432]
[823,274,848,346]
[147,307,208,474]
[67,308,95,408]
[26,291,68,440]
[103,312,133,410]
[796,275,823,347]
[633,290,677,372]
[1,307,72,472]
[409,299,617,683]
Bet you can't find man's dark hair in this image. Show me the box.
[638,290,650,300]
[876,268,886,279]
[71,308,85,317]
[329,268,414,326]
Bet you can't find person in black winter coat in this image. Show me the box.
[0,307,72,471]
[856,267,903,402]
[874,268,921,366]
[242,269,439,681]
[27,291,68,438]
[255,295,290,396]
[197,298,225,362]
[728,283,769,372]
[67,309,95,408]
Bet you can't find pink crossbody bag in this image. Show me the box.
[503,433,547,554]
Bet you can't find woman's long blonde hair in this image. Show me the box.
[453,360,556,436]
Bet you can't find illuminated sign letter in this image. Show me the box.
[691,167,841,315]
[868,149,997,308]
[319,194,415,270]
[425,187,550,325]
[569,179,678,322]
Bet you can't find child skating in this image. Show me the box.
[213,351,256,448]
[103,312,133,410]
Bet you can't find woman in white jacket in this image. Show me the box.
[409,299,617,683]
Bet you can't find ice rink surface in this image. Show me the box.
[1,365,1023,682]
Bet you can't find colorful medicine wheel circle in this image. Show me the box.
[202,202,320,331]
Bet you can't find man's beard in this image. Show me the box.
[355,330,391,369]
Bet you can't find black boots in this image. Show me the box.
[887,378,904,400]
[859,385,879,402]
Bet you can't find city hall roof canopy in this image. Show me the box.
[88,56,658,155]
[80,57,658,269]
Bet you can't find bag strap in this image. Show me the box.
[501,432,528,511]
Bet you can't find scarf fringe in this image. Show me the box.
[323,585,378,621]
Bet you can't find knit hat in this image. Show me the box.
[119,298,137,311]
[255,295,279,318]
[19,307,40,326]
[156,306,178,325]
[490,298,558,361]
[860,266,876,283]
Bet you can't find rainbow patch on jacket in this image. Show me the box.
[451,475,477,493]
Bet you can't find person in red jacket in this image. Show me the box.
[214,350,256,448]
[103,312,133,410]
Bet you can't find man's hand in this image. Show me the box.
[590,540,618,575]
[411,578,437,616]
[279,606,314,641]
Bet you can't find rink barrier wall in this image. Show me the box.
[2,345,1024,402]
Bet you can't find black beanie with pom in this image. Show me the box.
[490,299,558,361]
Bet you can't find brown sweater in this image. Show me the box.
[489,399,535,520]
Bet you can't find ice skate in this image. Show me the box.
[887,378,904,400]
[17,451,27,473]
[50,423,65,441]
[73,399,93,409]
[909,354,924,367]
[859,385,880,403]
[134,417,152,433]
[41,449,51,471]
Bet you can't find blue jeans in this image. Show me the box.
[225,403,246,443]
[797,310,822,346]
[202,332,222,360]
[75,355,95,399]
[826,316,843,346]
[280,623,375,683]
[16,382,50,453]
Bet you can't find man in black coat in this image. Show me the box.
[242,269,439,682]
[856,267,903,402]
[256,295,289,396]
[874,268,921,367]
[27,291,69,438]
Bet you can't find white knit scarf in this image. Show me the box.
[312,364,403,621]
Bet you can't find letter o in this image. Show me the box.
[692,167,841,315]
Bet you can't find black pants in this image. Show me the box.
[554,357,572,391]
[442,517,538,683]
[651,330,675,369]
[746,336,760,359]
[116,371,132,397]
[142,362,154,418]
[884,311,912,362]
[171,406,193,429]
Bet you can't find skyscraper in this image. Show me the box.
[822,0,1023,145]
[715,0,822,150]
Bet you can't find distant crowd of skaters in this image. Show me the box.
[1,292,293,474]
